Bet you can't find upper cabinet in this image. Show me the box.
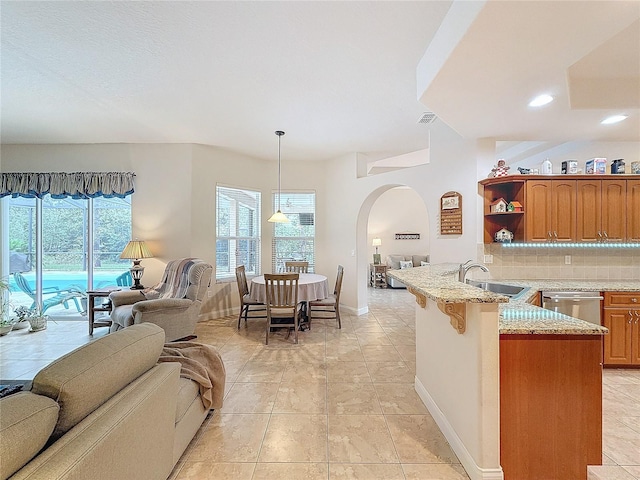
[480,175,640,244]
[576,179,626,242]
[629,180,640,242]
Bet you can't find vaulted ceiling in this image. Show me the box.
[2,1,638,163]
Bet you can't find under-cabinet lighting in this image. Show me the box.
[501,242,640,248]
[528,94,553,107]
[601,114,628,125]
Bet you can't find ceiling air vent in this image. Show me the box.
[417,112,437,124]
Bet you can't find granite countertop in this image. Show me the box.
[386,265,639,335]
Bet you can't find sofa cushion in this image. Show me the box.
[399,260,413,269]
[31,323,165,440]
[412,255,429,267]
[0,392,59,479]
[386,255,406,270]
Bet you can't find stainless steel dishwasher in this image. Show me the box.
[542,291,604,325]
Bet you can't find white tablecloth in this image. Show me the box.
[250,273,329,304]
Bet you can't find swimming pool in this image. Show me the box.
[8,271,128,293]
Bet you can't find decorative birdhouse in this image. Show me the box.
[495,228,514,243]
[507,201,523,212]
[490,198,508,213]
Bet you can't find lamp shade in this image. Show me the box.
[372,238,382,247]
[268,210,289,223]
[119,240,153,260]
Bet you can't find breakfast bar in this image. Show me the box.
[387,265,609,480]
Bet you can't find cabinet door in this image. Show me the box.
[603,309,633,365]
[525,180,552,242]
[551,180,576,241]
[576,180,601,242]
[628,180,640,242]
[633,314,640,365]
[601,180,626,242]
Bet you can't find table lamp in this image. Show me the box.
[119,240,153,290]
[372,238,382,264]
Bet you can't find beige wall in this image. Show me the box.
[0,124,503,316]
[367,187,430,260]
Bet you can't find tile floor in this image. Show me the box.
[1,287,639,480]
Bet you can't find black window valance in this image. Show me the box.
[0,172,135,199]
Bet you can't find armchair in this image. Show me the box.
[109,258,213,342]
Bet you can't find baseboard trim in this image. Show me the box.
[414,377,504,480]
[342,304,368,316]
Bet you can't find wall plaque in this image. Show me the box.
[440,191,462,235]
[395,233,420,240]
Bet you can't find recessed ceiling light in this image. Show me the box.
[601,114,628,125]
[528,94,553,107]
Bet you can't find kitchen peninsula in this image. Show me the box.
[387,265,611,480]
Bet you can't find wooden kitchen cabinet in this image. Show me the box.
[479,175,640,244]
[525,179,576,242]
[481,177,526,243]
[603,291,640,366]
[500,334,602,479]
[576,179,626,242]
[628,180,640,242]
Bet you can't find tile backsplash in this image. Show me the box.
[479,244,640,280]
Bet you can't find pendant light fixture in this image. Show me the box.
[268,130,290,223]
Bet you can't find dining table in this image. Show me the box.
[249,273,329,304]
[249,273,329,328]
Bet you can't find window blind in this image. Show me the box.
[271,191,315,273]
[216,185,261,281]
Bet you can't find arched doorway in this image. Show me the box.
[355,185,430,313]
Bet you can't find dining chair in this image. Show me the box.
[284,261,309,273]
[235,265,266,328]
[308,265,343,329]
[264,273,300,344]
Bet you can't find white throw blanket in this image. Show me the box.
[143,258,199,300]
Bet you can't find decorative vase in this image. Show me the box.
[28,316,47,332]
[0,324,13,336]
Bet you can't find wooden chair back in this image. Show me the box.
[264,273,300,344]
[284,261,309,273]
[334,265,344,302]
[235,265,249,298]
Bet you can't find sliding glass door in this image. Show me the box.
[5,195,131,317]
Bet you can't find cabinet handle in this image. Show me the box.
[632,298,638,303]
[553,231,558,241]
[629,311,634,323]
[603,231,608,242]
[547,231,553,242]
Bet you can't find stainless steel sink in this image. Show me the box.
[465,279,525,297]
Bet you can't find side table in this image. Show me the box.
[369,263,388,288]
[87,288,120,335]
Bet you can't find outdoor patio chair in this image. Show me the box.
[12,272,86,314]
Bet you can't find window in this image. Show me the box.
[216,185,261,281]
[272,191,315,273]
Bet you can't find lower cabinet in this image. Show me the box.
[500,334,602,480]
[603,291,640,366]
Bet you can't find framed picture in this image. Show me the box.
[373,254,381,265]
[442,196,459,210]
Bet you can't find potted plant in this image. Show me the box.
[22,306,49,332]
[0,278,15,335]
[12,305,32,331]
